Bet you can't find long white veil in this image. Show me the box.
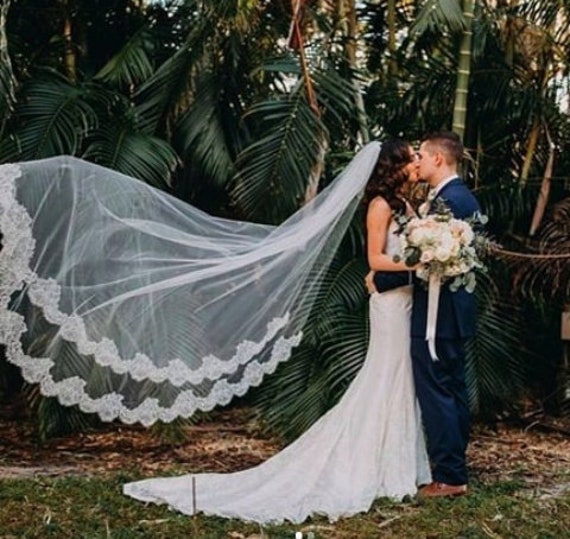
[0,142,381,425]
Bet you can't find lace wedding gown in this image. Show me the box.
[123,223,432,524]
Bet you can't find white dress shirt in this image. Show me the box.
[429,174,459,199]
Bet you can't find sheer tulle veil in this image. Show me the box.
[0,142,381,425]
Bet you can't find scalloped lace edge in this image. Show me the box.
[0,162,302,424]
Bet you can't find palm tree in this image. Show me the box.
[253,0,528,436]
[410,0,474,137]
[0,0,179,183]
[2,0,569,437]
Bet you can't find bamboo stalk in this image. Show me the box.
[452,0,475,139]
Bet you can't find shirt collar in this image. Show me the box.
[431,175,458,197]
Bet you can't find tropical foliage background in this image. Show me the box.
[0,0,569,440]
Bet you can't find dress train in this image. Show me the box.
[124,285,431,524]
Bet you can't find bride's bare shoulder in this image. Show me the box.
[367,196,391,220]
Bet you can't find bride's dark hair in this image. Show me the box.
[364,139,413,213]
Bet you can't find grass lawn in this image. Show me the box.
[0,474,569,538]
[1,408,570,538]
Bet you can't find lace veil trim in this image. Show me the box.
[0,163,302,425]
[0,143,381,425]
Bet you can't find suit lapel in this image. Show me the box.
[432,177,461,203]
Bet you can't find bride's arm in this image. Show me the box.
[366,197,410,272]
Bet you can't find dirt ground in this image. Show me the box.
[1,405,570,493]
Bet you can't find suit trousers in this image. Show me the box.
[411,336,470,485]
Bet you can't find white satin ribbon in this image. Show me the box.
[426,273,441,361]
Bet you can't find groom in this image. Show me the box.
[371,131,481,498]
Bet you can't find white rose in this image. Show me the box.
[452,220,474,244]
[408,227,424,245]
[435,245,452,262]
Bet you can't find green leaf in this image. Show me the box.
[84,121,179,188]
[94,27,154,88]
[411,0,467,36]
[10,72,98,160]
[232,87,328,223]
[173,72,237,189]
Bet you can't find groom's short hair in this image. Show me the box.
[423,131,463,165]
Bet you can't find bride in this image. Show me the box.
[0,139,430,524]
[123,139,431,523]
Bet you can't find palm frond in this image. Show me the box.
[476,182,538,234]
[258,55,301,79]
[94,26,154,88]
[411,0,466,37]
[0,63,16,118]
[467,269,528,418]
[252,343,332,440]
[84,121,179,188]
[232,88,327,223]
[312,67,358,122]
[135,20,210,134]
[23,386,98,442]
[173,72,237,189]
[254,304,369,441]
[487,196,570,301]
[0,133,20,163]
[253,250,369,439]
[303,257,368,343]
[11,73,98,160]
[499,250,570,302]
[321,309,369,394]
[259,55,357,123]
[378,50,457,136]
[21,313,100,441]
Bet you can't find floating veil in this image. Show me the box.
[0,142,381,425]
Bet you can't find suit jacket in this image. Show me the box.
[410,178,481,339]
[372,270,412,293]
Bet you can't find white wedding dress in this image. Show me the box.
[123,223,432,524]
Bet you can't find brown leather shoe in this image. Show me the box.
[418,482,468,498]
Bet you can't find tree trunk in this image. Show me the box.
[520,116,541,186]
[529,123,554,236]
[288,0,327,204]
[452,0,475,140]
[387,0,397,76]
[62,0,76,83]
[344,0,369,143]
[0,0,16,134]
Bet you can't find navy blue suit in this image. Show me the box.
[411,178,481,486]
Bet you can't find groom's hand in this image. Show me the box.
[365,271,377,294]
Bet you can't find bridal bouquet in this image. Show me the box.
[394,199,488,293]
